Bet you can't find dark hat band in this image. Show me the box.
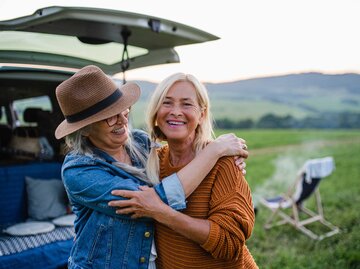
[65,89,122,123]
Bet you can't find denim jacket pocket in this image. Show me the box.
[87,224,106,263]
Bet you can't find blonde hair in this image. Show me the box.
[145,73,215,183]
[65,124,155,185]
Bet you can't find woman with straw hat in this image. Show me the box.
[55,65,248,269]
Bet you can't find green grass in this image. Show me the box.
[214,129,360,269]
[216,129,360,149]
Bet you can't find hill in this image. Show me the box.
[130,72,360,128]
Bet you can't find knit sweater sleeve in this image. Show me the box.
[200,157,255,261]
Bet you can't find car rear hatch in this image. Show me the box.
[0,6,218,75]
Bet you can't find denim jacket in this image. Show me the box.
[62,130,185,269]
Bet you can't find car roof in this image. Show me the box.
[0,6,219,75]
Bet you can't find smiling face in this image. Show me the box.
[156,81,204,144]
[85,108,130,154]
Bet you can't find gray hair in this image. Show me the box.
[65,125,155,185]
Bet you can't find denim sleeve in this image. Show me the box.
[63,164,145,220]
[63,161,185,220]
[154,173,186,210]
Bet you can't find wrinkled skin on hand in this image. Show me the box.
[214,133,248,175]
[109,186,167,219]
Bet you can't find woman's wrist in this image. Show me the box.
[208,140,225,158]
[152,203,177,223]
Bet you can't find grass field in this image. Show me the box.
[215,129,360,269]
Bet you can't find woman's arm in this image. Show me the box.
[63,162,144,219]
[108,185,209,243]
[62,154,183,219]
[175,133,248,197]
[110,133,247,211]
[110,157,255,261]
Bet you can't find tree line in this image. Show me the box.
[215,112,360,129]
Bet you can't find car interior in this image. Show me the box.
[0,67,69,164]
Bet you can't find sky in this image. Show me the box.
[1,0,359,83]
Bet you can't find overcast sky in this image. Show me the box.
[1,0,359,83]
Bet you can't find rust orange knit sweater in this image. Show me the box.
[155,145,258,269]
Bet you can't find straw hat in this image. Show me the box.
[55,65,140,139]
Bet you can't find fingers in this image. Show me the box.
[108,190,141,207]
[115,207,144,219]
[115,207,137,215]
[138,185,150,191]
[242,162,247,169]
[234,157,247,175]
[111,189,135,198]
[115,207,132,214]
[240,148,249,158]
[108,200,133,207]
[110,200,144,217]
[235,159,246,169]
[217,134,249,157]
[234,157,244,166]
[239,139,248,157]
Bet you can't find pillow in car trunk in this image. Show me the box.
[0,162,63,230]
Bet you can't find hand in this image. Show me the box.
[235,156,247,175]
[108,186,167,219]
[213,133,248,158]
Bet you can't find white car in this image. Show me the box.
[0,5,218,159]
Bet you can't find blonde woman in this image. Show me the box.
[111,73,257,268]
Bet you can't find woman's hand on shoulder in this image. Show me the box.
[235,157,247,175]
[213,133,248,157]
[213,133,248,175]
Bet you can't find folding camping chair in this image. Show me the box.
[260,156,340,240]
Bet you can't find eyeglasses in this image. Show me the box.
[104,109,130,127]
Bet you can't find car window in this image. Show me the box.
[13,96,52,126]
[0,31,148,66]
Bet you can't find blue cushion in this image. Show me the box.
[0,162,62,230]
[25,176,67,220]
